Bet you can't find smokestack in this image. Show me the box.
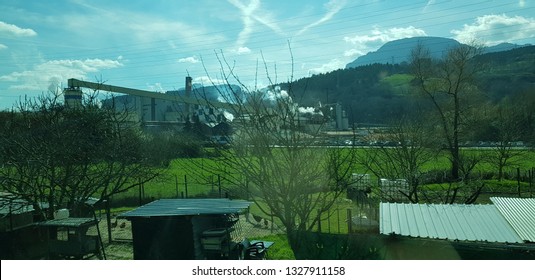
[63,87,83,109]
[185,76,192,119]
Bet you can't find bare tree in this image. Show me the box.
[183,51,358,257]
[357,116,436,203]
[411,42,483,181]
[0,93,160,219]
[486,103,525,180]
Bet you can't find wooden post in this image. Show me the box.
[211,175,214,192]
[138,178,142,206]
[218,174,222,198]
[246,178,249,200]
[337,207,340,234]
[347,209,352,234]
[517,168,521,197]
[184,175,188,198]
[327,209,331,233]
[175,175,179,198]
[271,211,274,234]
[141,182,145,200]
[529,167,535,198]
[317,209,322,233]
[105,199,112,243]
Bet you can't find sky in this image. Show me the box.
[0,0,534,109]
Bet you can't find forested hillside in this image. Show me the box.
[281,46,535,126]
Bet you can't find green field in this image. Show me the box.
[110,148,534,233]
[114,148,535,201]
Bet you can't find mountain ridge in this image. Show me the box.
[345,36,530,69]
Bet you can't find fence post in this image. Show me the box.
[271,211,274,234]
[327,209,331,233]
[105,199,112,243]
[347,209,352,234]
[184,175,188,198]
[218,174,222,198]
[211,175,214,192]
[317,209,322,233]
[246,178,249,200]
[175,175,179,198]
[517,168,521,197]
[138,178,142,206]
[529,167,535,198]
[337,207,340,234]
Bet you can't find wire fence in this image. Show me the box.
[97,167,535,255]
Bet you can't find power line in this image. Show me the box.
[0,1,534,90]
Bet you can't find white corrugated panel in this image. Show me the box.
[380,202,523,243]
[491,197,535,242]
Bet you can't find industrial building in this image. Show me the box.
[64,77,239,130]
[63,77,352,138]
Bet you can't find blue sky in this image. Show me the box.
[0,0,534,109]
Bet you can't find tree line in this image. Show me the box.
[280,46,535,145]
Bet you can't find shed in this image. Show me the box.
[40,217,103,259]
[380,202,523,243]
[379,198,535,259]
[490,197,535,242]
[119,198,251,260]
[0,193,35,232]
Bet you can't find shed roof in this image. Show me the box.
[0,195,34,215]
[119,199,251,218]
[490,197,535,242]
[39,217,96,228]
[380,202,523,243]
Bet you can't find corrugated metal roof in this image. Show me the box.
[0,198,34,215]
[119,199,251,218]
[39,217,96,227]
[490,197,535,242]
[380,202,523,243]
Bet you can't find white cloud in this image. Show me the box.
[0,21,37,37]
[297,0,347,36]
[343,26,427,58]
[236,46,252,54]
[344,49,364,57]
[307,58,345,75]
[178,56,200,64]
[0,59,123,91]
[228,0,283,46]
[146,83,165,93]
[423,0,436,12]
[65,2,225,47]
[519,0,526,8]
[451,14,535,45]
[344,26,427,45]
[0,44,7,50]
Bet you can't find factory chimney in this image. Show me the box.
[185,76,192,120]
[63,87,83,108]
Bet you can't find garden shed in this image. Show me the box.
[0,193,43,259]
[0,193,35,232]
[119,198,251,260]
[39,217,103,259]
[379,197,535,259]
